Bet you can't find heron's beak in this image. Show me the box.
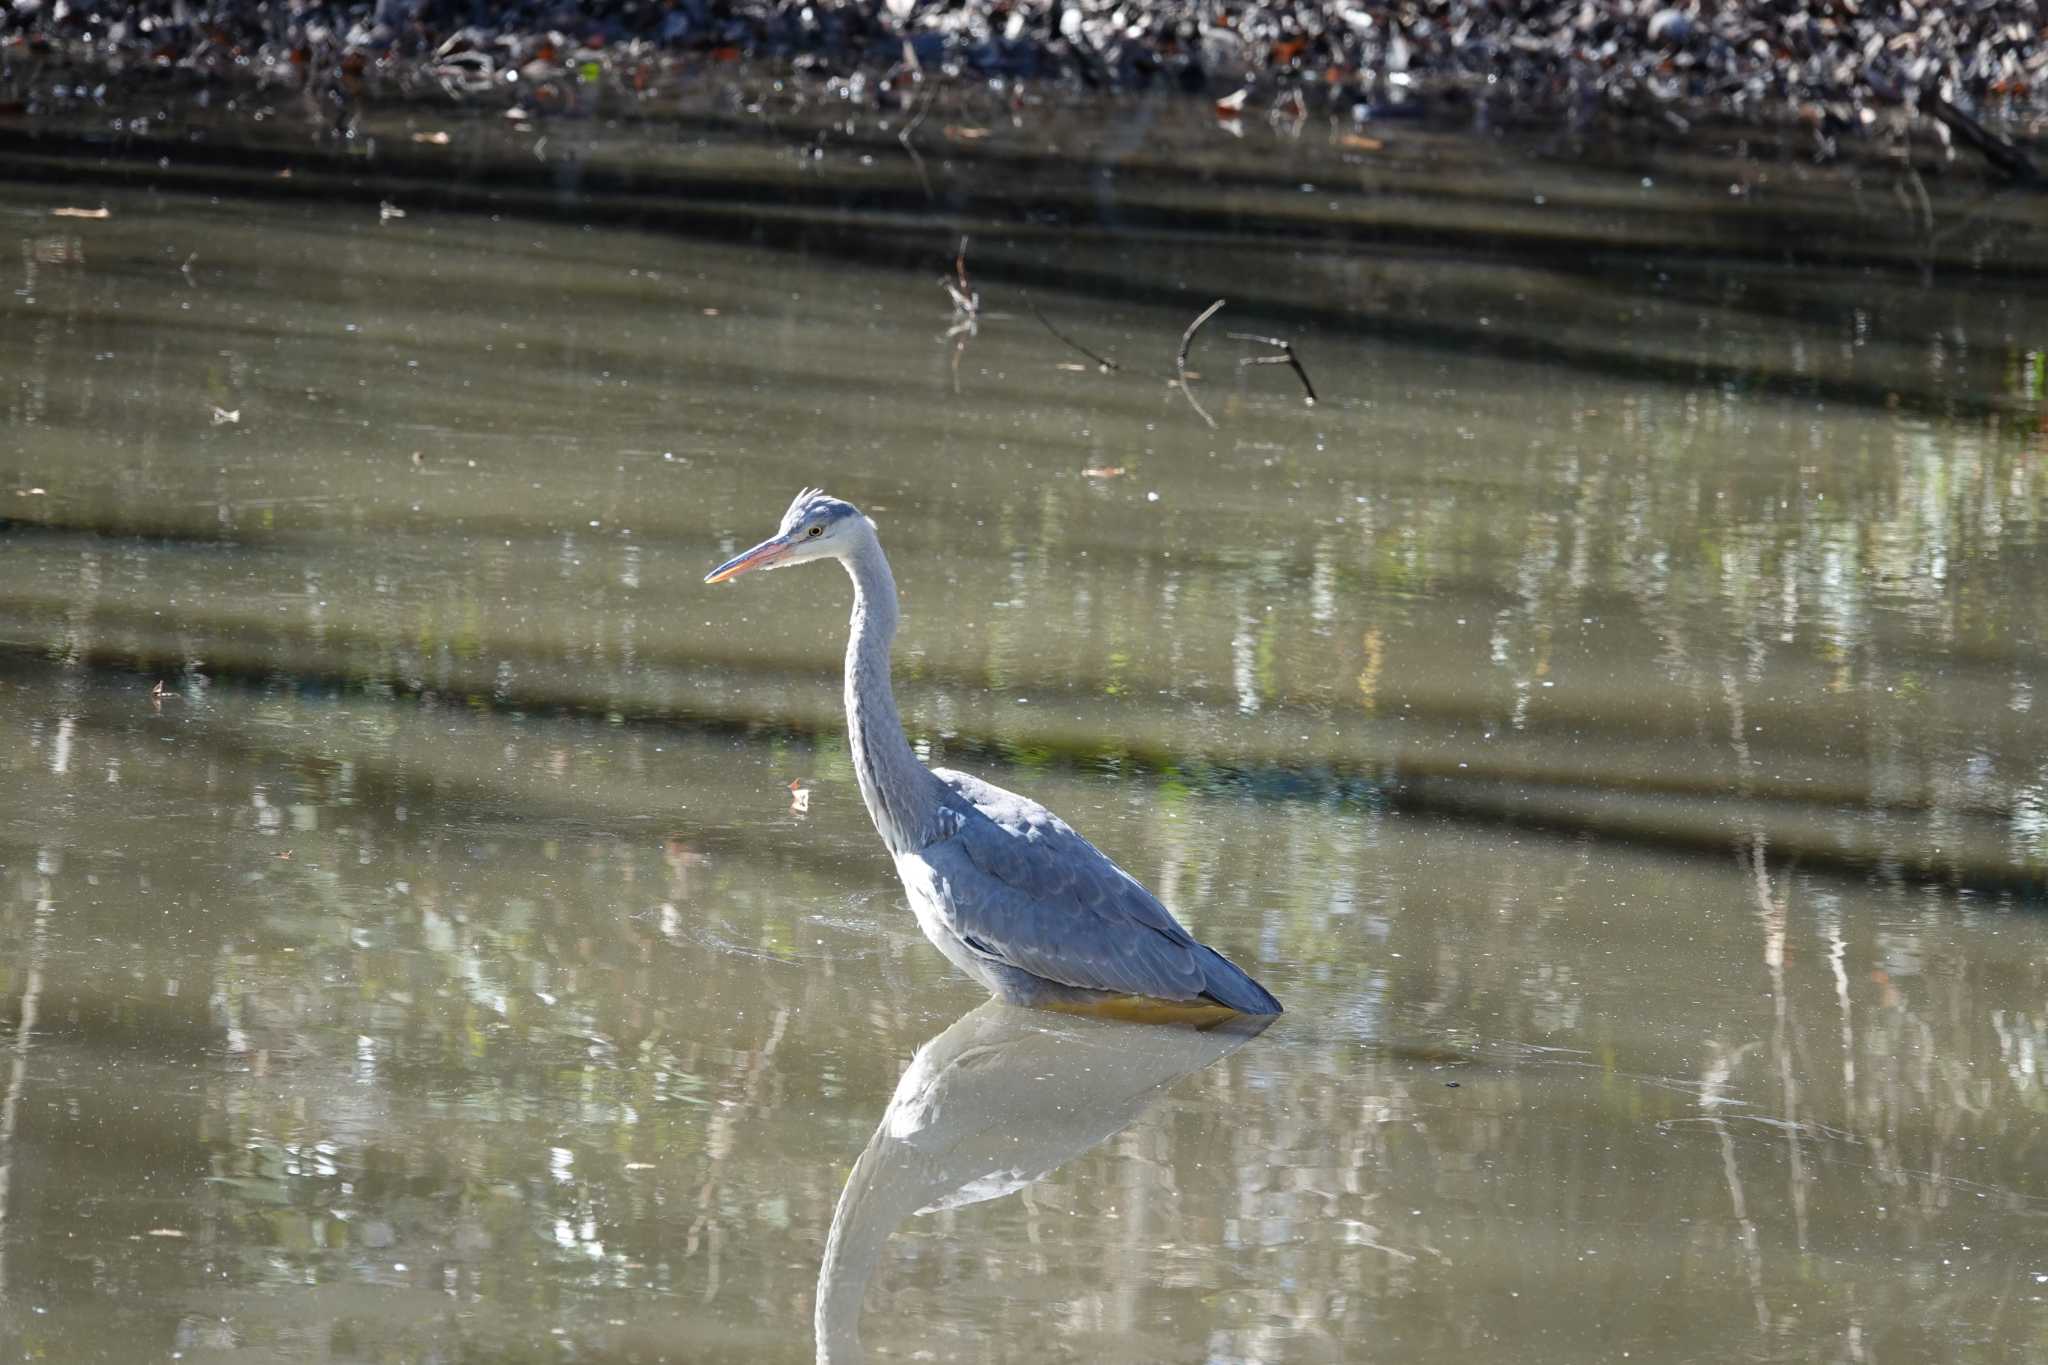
[703,534,794,584]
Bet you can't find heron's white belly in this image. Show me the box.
[891,850,997,987]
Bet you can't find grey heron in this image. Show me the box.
[705,489,1282,1016]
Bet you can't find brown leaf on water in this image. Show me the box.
[943,125,990,141]
[411,130,452,145]
[51,206,110,219]
[1082,466,1126,480]
[1338,133,1385,151]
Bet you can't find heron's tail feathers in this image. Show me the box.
[1195,946,1283,1016]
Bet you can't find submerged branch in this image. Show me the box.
[1175,298,1225,429]
[1027,297,1119,373]
[1227,331,1318,405]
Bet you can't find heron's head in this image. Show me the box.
[703,488,872,584]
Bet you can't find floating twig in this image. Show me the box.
[1227,331,1318,405]
[1175,298,1225,429]
[1027,297,1119,373]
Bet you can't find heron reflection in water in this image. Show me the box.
[706,490,1282,1016]
[814,1000,1270,1363]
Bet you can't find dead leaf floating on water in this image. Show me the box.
[1338,133,1386,151]
[210,406,240,425]
[51,206,109,220]
[15,487,46,497]
[379,201,406,224]
[942,125,989,141]
[411,130,452,145]
[144,1228,186,1238]
[1082,466,1126,480]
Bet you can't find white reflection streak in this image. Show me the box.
[1700,1040,1767,1333]
[682,1006,789,1306]
[48,715,74,776]
[1749,841,1809,1253]
[0,890,56,1298]
[1821,897,1855,1094]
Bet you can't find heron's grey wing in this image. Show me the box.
[919,768,1213,1001]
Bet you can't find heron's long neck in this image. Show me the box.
[842,536,938,853]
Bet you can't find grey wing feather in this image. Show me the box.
[919,768,1227,1003]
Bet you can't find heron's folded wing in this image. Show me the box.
[919,772,1210,1000]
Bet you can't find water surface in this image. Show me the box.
[2,94,2046,1362]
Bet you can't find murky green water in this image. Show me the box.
[2,93,2047,1362]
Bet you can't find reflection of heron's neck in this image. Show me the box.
[814,1129,907,1365]
[842,534,937,854]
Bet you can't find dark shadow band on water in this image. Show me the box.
[0,125,2036,423]
[1,643,2037,904]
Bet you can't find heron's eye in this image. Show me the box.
[807,525,823,537]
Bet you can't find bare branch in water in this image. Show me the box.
[943,235,978,396]
[1027,297,1119,373]
[942,234,979,320]
[897,82,937,199]
[1227,331,1318,405]
[1176,298,1225,429]
[1917,89,2037,181]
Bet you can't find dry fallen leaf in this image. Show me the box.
[211,406,240,425]
[51,206,110,220]
[943,125,990,141]
[1082,466,1126,480]
[16,487,47,497]
[411,130,452,145]
[1339,132,1386,151]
